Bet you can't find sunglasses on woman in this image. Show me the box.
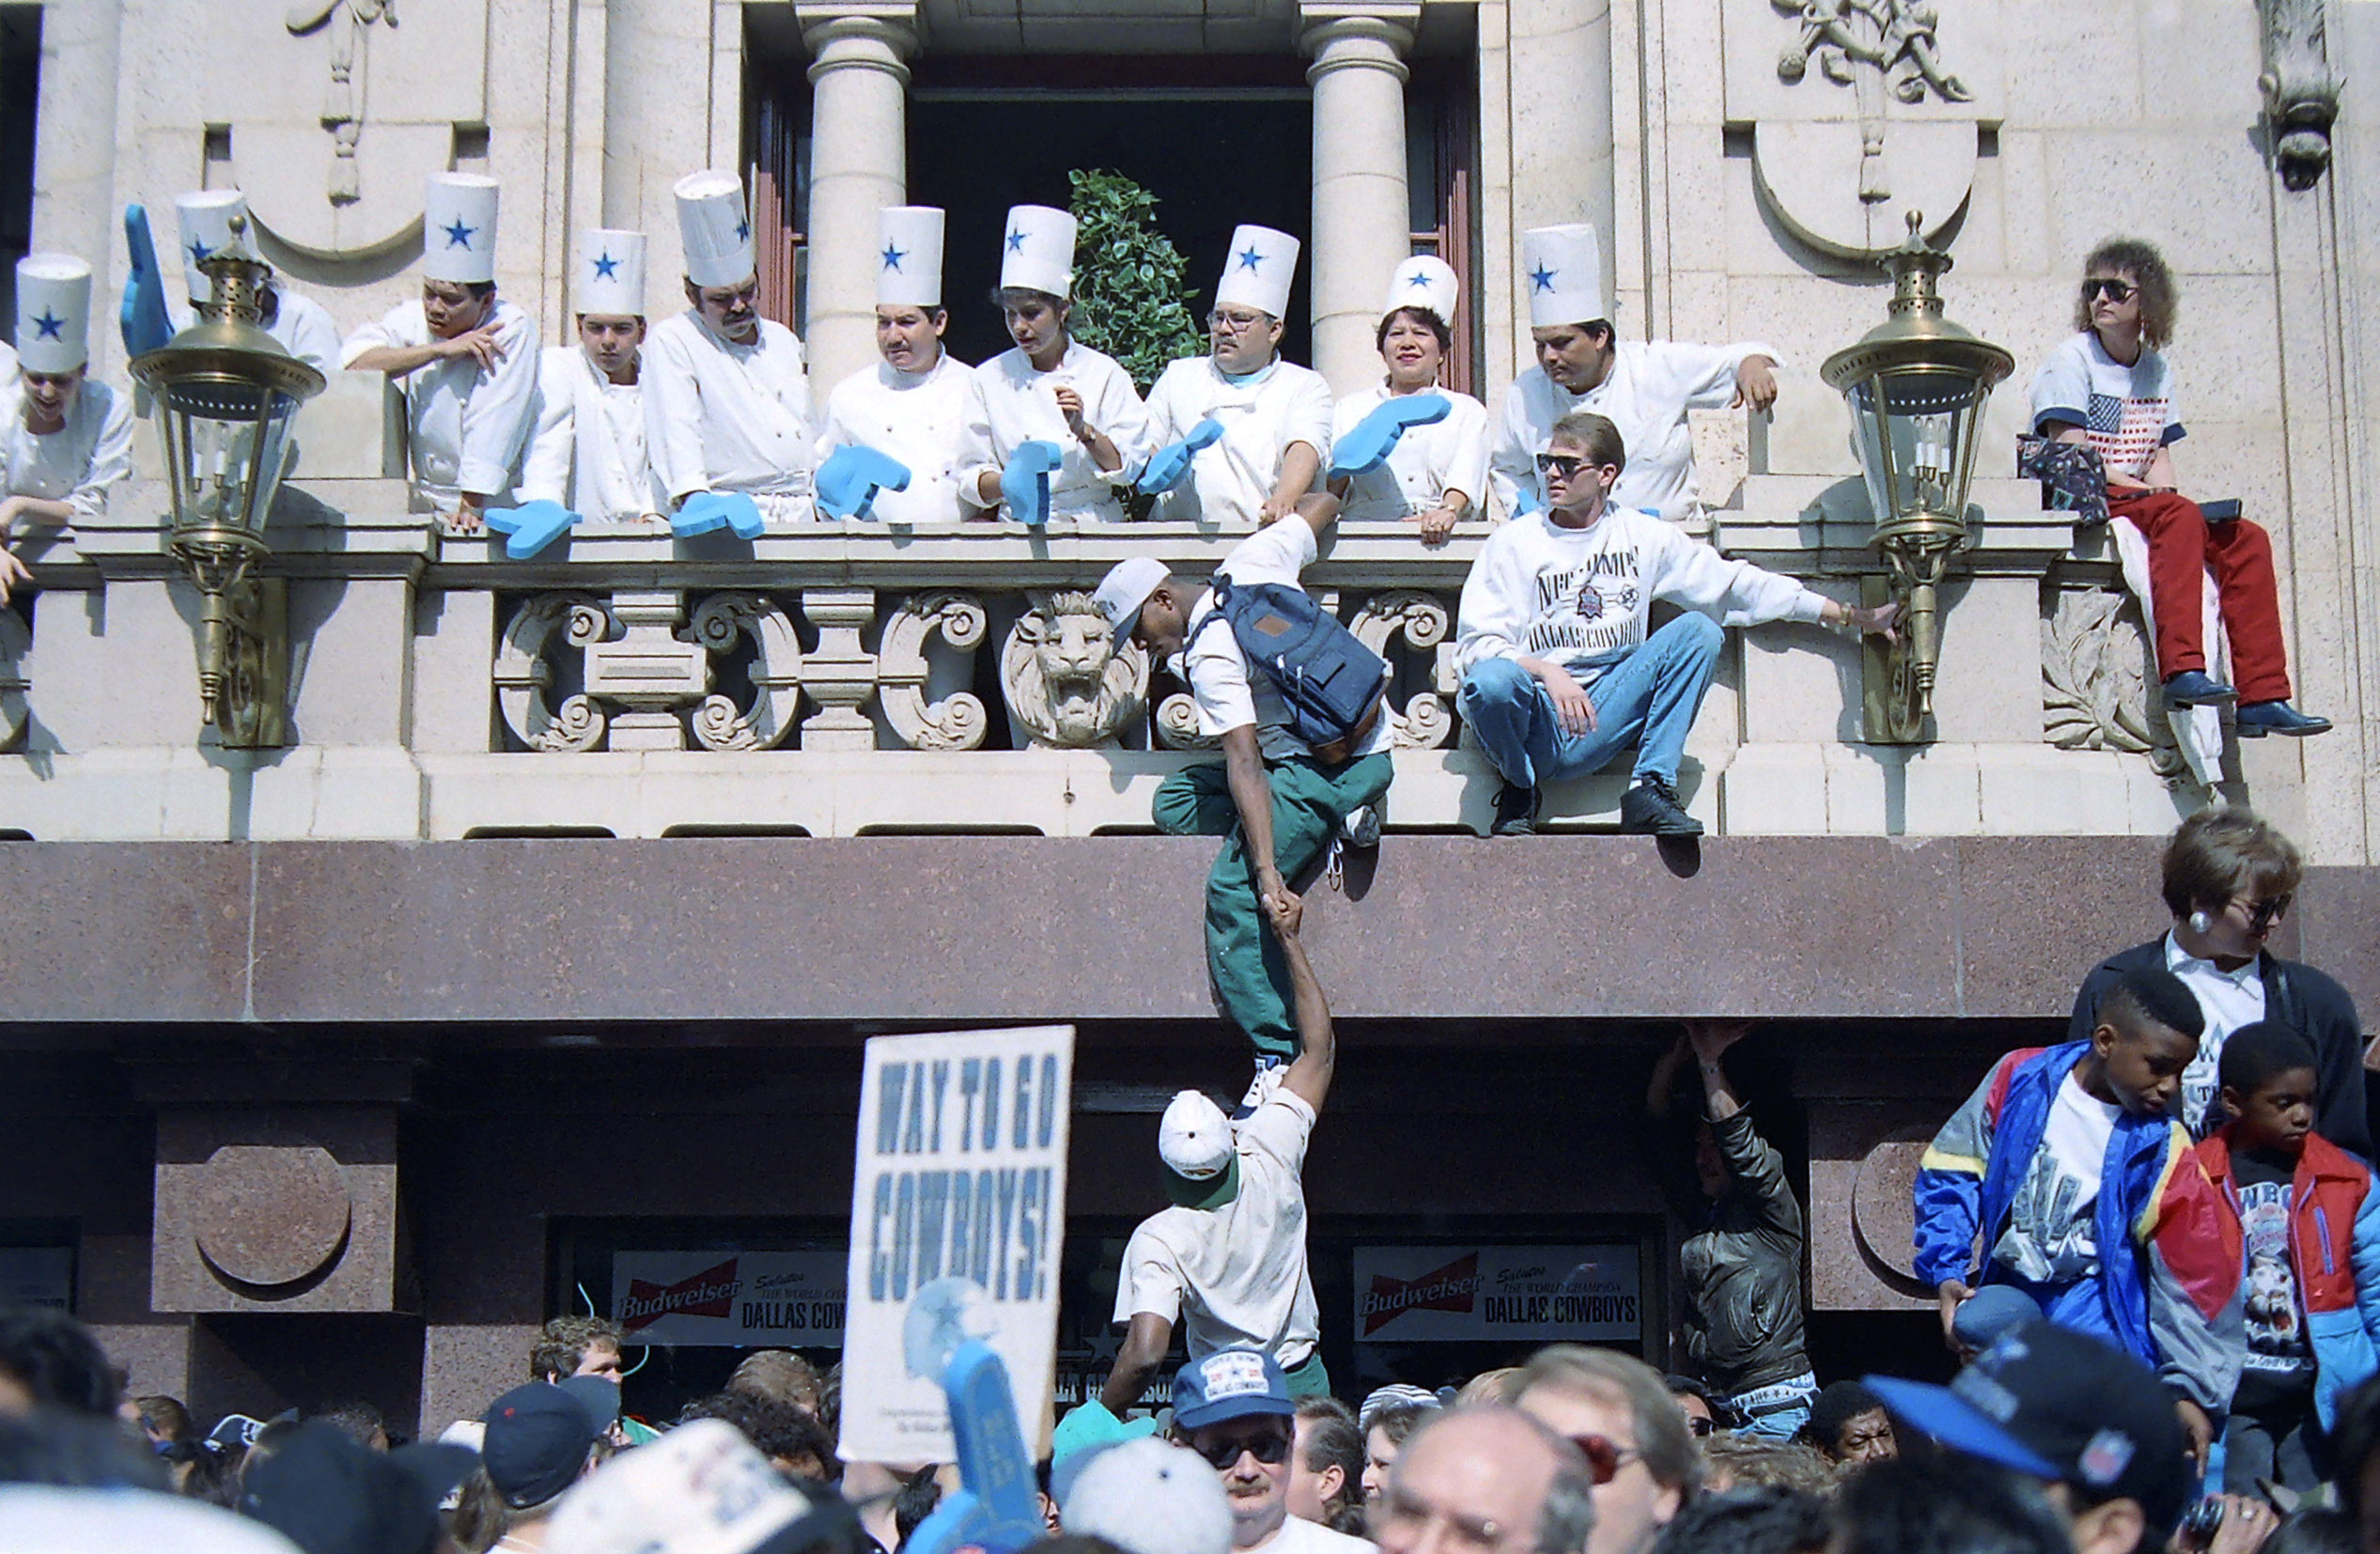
[2081,276,2136,303]
[1190,1427,1294,1469]
[1568,1433,1641,1485]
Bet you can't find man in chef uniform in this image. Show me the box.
[816,206,971,524]
[340,173,540,534]
[1141,225,1334,528]
[176,189,343,374]
[1487,223,1781,523]
[642,170,815,525]
[0,255,133,604]
[519,228,666,524]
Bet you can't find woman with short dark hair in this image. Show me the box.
[1327,256,1490,545]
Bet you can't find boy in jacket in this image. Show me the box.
[2196,1022,2380,1490]
[1915,966,2245,1470]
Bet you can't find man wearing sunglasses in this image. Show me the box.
[1172,1349,1376,1554]
[1454,411,1897,835]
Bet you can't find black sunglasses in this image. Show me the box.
[1191,1427,1293,1469]
[2081,277,2136,303]
[2239,894,2294,933]
[1535,453,1593,478]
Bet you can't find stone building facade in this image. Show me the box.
[0,0,2374,1435]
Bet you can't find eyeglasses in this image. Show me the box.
[2081,277,2136,303]
[1207,311,1268,334]
[1568,1434,1641,1486]
[2233,894,2294,932]
[1190,1428,1293,1469]
[1535,454,1594,479]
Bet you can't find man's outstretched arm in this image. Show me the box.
[1274,900,1335,1113]
[1098,1313,1174,1416]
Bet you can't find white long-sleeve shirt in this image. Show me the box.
[519,346,665,521]
[0,381,134,524]
[642,311,813,513]
[1330,383,1492,522]
[1488,339,1781,521]
[1454,505,1828,682]
[339,298,539,505]
[1143,355,1334,527]
[816,351,973,524]
[264,290,343,376]
[957,341,1149,522]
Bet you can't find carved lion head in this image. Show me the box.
[1002,591,1146,748]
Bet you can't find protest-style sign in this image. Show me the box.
[838,1025,1075,1465]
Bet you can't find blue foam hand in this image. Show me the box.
[1135,418,1224,495]
[815,443,913,521]
[671,490,767,539]
[1329,393,1452,479]
[1512,483,1547,518]
[483,499,583,560]
[1001,440,1062,527]
[901,1343,1048,1554]
[120,205,176,358]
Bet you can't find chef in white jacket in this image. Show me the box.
[1328,255,1490,544]
[341,174,539,533]
[519,228,665,523]
[816,206,971,524]
[177,189,342,374]
[1456,410,1895,839]
[1142,225,1333,528]
[0,255,132,604]
[1488,224,1781,523]
[956,204,1147,523]
[642,170,814,524]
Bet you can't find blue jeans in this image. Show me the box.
[1456,613,1723,789]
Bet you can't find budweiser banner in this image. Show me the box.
[1351,1244,1642,1343]
[608,1251,848,1346]
[838,1025,1076,1465]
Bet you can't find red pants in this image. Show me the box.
[2108,489,2294,704]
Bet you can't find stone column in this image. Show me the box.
[1507,0,1615,355]
[32,0,123,374]
[604,0,723,314]
[800,4,917,396]
[1301,5,1420,395]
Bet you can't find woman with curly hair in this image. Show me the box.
[2029,238,2326,737]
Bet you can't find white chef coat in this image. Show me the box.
[1143,355,1334,527]
[1488,339,1781,521]
[519,346,665,521]
[957,341,1148,523]
[816,350,973,524]
[0,380,134,523]
[263,290,343,376]
[642,311,814,521]
[339,298,540,506]
[1330,382,1492,523]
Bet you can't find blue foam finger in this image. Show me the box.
[901,1342,1047,1554]
[1328,392,1451,479]
[1002,440,1061,527]
[120,205,176,358]
[486,498,582,560]
[671,490,767,539]
[1135,417,1224,496]
[816,443,914,521]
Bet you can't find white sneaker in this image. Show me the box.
[1236,1057,1288,1117]
[1340,804,1381,847]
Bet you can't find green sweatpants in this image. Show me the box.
[1153,751,1393,1059]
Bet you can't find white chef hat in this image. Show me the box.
[999,205,1076,299]
[1522,224,1610,332]
[423,173,499,285]
[576,228,646,318]
[675,170,754,290]
[176,189,257,303]
[1215,225,1299,320]
[1383,254,1459,330]
[14,254,91,375]
[877,206,944,309]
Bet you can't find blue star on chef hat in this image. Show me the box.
[735,216,752,243]
[881,242,906,272]
[1406,271,1433,287]
[1530,264,1557,292]
[443,216,477,250]
[1235,242,1267,273]
[1005,227,1027,253]
[188,239,214,266]
[31,309,64,340]
[591,250,620,281]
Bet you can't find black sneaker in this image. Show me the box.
[1490,783,1540,836]
[1619,775,1703,836]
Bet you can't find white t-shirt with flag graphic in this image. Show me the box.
[2028,332,2184,481]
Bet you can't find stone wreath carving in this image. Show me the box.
[2041,587,2186,781]
[493,591,803,754]
[1002,591,1148,750]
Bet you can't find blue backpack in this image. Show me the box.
[1192,577,1389,760]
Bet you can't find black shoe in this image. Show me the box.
[1619,775,1703,836]
[2163,670,2237,707]
[1490,783,1540,836]
[2235,700,2332,737]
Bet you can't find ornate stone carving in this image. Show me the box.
[285,0,397,203]
[2260,0,2340,191]
[582,592,713,751]
[494,594,610,754]
[493,592,803,754]
[800,589,880,752]
[2041,587,2186,780]
[0,607,28,754]
[1349,590,1457,750]
[686,594,803,753]
[1155,693,1221,753]
[882,592,991,752]
[1001,591,1149,750]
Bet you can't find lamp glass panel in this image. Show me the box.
[1846,368,1983,523]
[160,379,304,539]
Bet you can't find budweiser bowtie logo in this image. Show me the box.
[1359,1252,1482,1336]
[620,1257,739,1331]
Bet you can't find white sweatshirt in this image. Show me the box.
[1454,505,1828,680]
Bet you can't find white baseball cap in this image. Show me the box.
[1159,1090,1239,1209]
[544,1419,840,1554]
[1062,1437,1233,1554]
[0,1486,303,1554]
[1093,555,1171,649]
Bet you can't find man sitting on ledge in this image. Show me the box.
[1454,411,1898,837]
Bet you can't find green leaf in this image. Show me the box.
[1067,167,1206,393]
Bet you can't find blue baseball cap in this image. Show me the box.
[1173,1348,1293,1432]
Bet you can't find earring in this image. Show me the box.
[2188,909,2214,935]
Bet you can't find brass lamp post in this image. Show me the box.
[129,221,325,748]
[1820,210,2013,744]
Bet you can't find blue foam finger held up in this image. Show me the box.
[120,205,176,358]
[484,498,583,559]
[1002,440,1062,527]
[815,443,913,521]
[1328,393,1450,479]
[1135,417,1223,496]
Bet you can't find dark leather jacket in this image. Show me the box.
[1649,1108,1812,1395]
